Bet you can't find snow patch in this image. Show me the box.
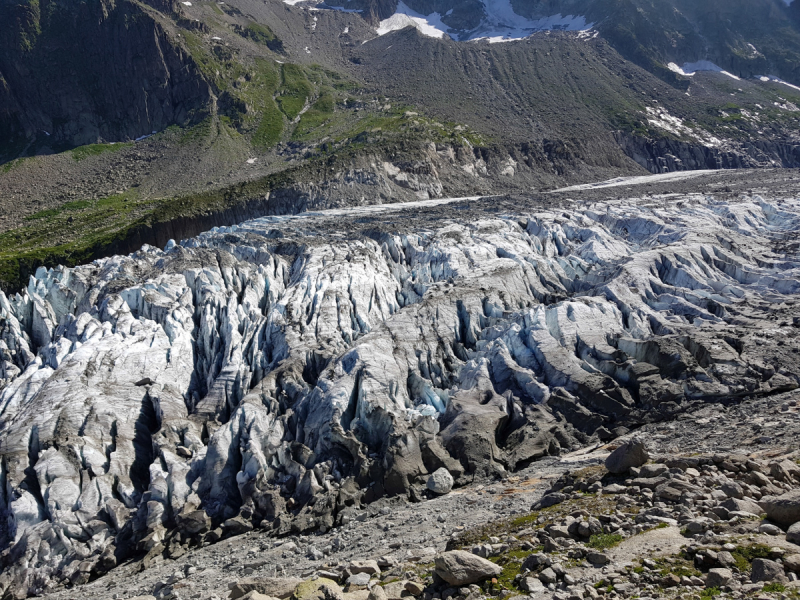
[376,0,592,42]
[181,1,191,5]
[377,2,448,38]
[668,60,740,80]
[644,107,723,148]
[758,75,800,93]
[551,170,718,193]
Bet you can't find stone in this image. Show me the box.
[605,438,650,474]
[706,568,733,588]
[720,497,763,516]
[427,468,454,495]
[433,551,502,586]
[586,552,610,565]
[662,574,681,587]
[349,561,381,576]
[750,558,788,583]
[521,553,551,570]
[721,482,744,499]
[785,554,800,572]
[538,567,557,584]
[759,523,783,536]
[367,587,388,600]
[520,577,546,593]
[639,463,669,478]
[241,593,280,600]
[294,578,344,600]
[403,581,424,596]
[603,484,627,494]
[230,577,304,600]
[761,490,800,526]
[717,551,735,567]
[788,522,800,545]
[346,573,371,589]
[536,493,567,508]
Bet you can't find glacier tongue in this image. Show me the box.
[0,193,798,594]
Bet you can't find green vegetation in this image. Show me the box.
[700,587,721,598]
[71,142,132,161]
[1,157,31,173]
[762,582,786,593]
[292,92,336,140]
[653,554,701,579]
[25,200,91,221]
[730,543,772,572]
[242,22,283,52]
[488,548,529,590]
[587,533,624,550]
[277,64,313,120]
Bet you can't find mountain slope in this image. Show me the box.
[1,0,800,294]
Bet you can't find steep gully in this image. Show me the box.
[0,188,798,597]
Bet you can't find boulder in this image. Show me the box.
[785,554,800,572]
[519,577,546,593]
[786,521,800,545]
[538,567,557,584]
[367,587,388,600]
[345,573,371,590]
[721,497,763,516]
[605,438,649,474]
[433,550,502,586]
[639,463,668,478]
[587,552,610,565]
[293,578,344,600]
[750,558,788,583]
[706,568,733,588]
[349,560,380,576]
[759,523,783,536]
[230,577,304,600]
[521,554,551,571]
[426,468,454,495]
[760,489,800,526]
[535,492,566,508]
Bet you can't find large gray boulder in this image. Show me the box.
[426,468,454,495]
[605,438,650,474]
[706,568,733,588]
[760,489,800,526]
[434,550,503,585]
[750,558,788,583]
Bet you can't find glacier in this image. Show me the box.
[0,192,798,595]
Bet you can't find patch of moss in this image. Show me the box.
[278,64,313,120]
[24,200,91,221]
[587,533,624,550]
[653,555,700,579]
[731,543,772,572]
[242,21,283,53]
[488,548,529,590]
[700,587,721,598]
[71,142,132,161]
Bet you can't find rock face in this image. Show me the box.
[0,192,797,596]
[605,438,650,474]
[433,550,503,585]
[0,0,210,155]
